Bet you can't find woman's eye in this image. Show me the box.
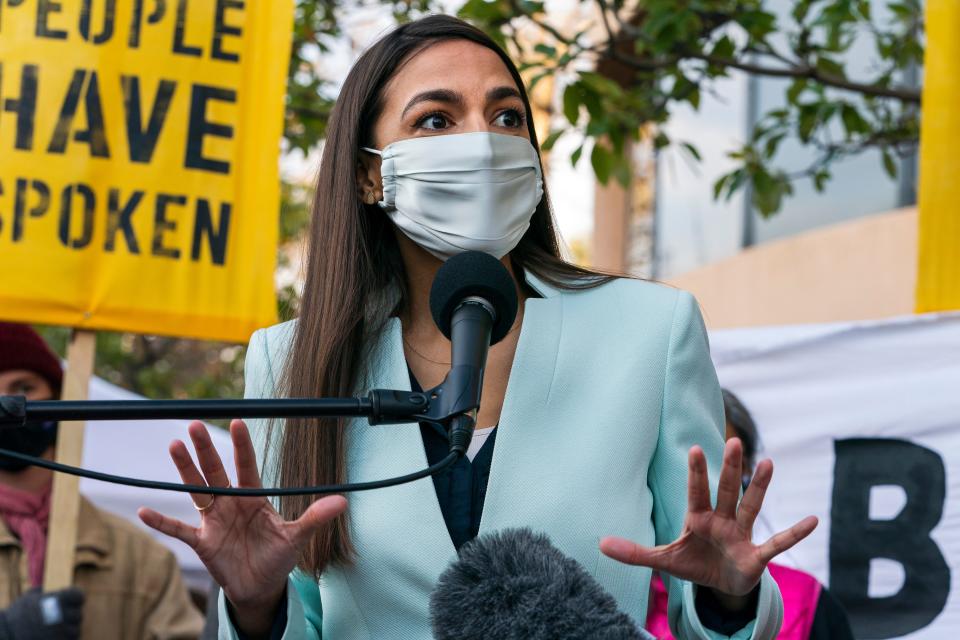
[495,109,525,129]
[417,113,450,130]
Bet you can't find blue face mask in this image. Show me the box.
[0,420,57,472]
[362,131,544,261]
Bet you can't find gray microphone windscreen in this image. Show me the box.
[430,528,652,640]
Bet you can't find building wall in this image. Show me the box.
[669,208,917,328]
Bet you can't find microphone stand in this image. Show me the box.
[0,383,475,431]
[1,395,398,425]
[0,372,480,497]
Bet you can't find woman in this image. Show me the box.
[138,16,817,639]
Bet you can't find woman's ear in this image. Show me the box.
[356,152,383,205]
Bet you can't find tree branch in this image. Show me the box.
[584,0,922,103]
[506,0,570,45]
[694,53,921,103]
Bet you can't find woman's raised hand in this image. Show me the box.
[138,420,347,632]
[600,438,817,601]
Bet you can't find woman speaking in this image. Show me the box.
[138,15,816,639]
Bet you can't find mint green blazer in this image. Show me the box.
[218,273,783,639]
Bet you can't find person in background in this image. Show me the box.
[0,323,204,639]
[645,388,855,640]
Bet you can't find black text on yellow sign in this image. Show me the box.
[0,0,292,342]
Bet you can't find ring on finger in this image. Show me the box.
[194,494,216,512]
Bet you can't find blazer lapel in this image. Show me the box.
[345,318,457,582]
[479,274,563,534]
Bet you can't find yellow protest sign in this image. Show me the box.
[917,0,960,312]
[0,0,291,342]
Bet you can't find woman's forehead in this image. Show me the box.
[383,40,520,108]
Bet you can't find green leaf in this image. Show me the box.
[710,36,736,60]
[609,126,626,155]
[786,79,807,104]
[815,56,846,78]
[739,9,778,42]
[613,156,632,187]
[840,104,869,137]
[792,0,813,23]
[585,119,610,137]
[534,43,557,58]
[642,7,679,40]
[518,0,545,15]
[579,72,623,98]
[562,84,581,125]
[813,169,830,192]
[763,133,786,158]
[591,144,613,184]
[888,2,918,22]
[458,0,509,22]
[680,142,701,161]
[797,104,819,143]
[528,71,551,92]
[713,169,746,202]
[713,174,729,200]
[653,131,670,150]
[882,149,899,179]
[725,170,747,201]
[581,87,603,119]
[541,129,563,151]
[672,75,700,109]
[570,145,583,167]
[751,170,791,217]
[687,87,701,110]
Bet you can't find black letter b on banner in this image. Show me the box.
[830,438,949,638]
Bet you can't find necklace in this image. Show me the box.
[402,322,521,365]
[402,337,451,365]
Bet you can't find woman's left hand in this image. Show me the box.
[600,438,818,601]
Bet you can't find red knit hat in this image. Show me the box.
[0,323,64,395]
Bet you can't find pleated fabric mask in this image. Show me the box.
[363,131,544,261]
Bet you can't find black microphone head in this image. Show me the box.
[430,528,649,640]
[429,252,519,345]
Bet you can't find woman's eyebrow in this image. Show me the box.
[486,86,522,103]
[401,89,463,118]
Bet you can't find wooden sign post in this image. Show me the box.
[42,330,96,590]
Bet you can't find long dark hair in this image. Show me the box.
[272,14,613,575]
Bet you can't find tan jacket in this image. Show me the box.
[0,497,203,639]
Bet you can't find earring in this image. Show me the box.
[364,191,376,205]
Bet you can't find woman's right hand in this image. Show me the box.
[138,420,347,635]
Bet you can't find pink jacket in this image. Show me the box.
[646,564,821,639]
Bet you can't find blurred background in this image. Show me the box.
[34,0,925,402]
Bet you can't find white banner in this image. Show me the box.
[711,312,960,639]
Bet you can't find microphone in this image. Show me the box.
[430,528,653,640]
[427,252,518,454]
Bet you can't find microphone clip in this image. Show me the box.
[366,361,483,428]
[367,374,480,458]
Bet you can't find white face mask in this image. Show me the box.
[362,131,544,261]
